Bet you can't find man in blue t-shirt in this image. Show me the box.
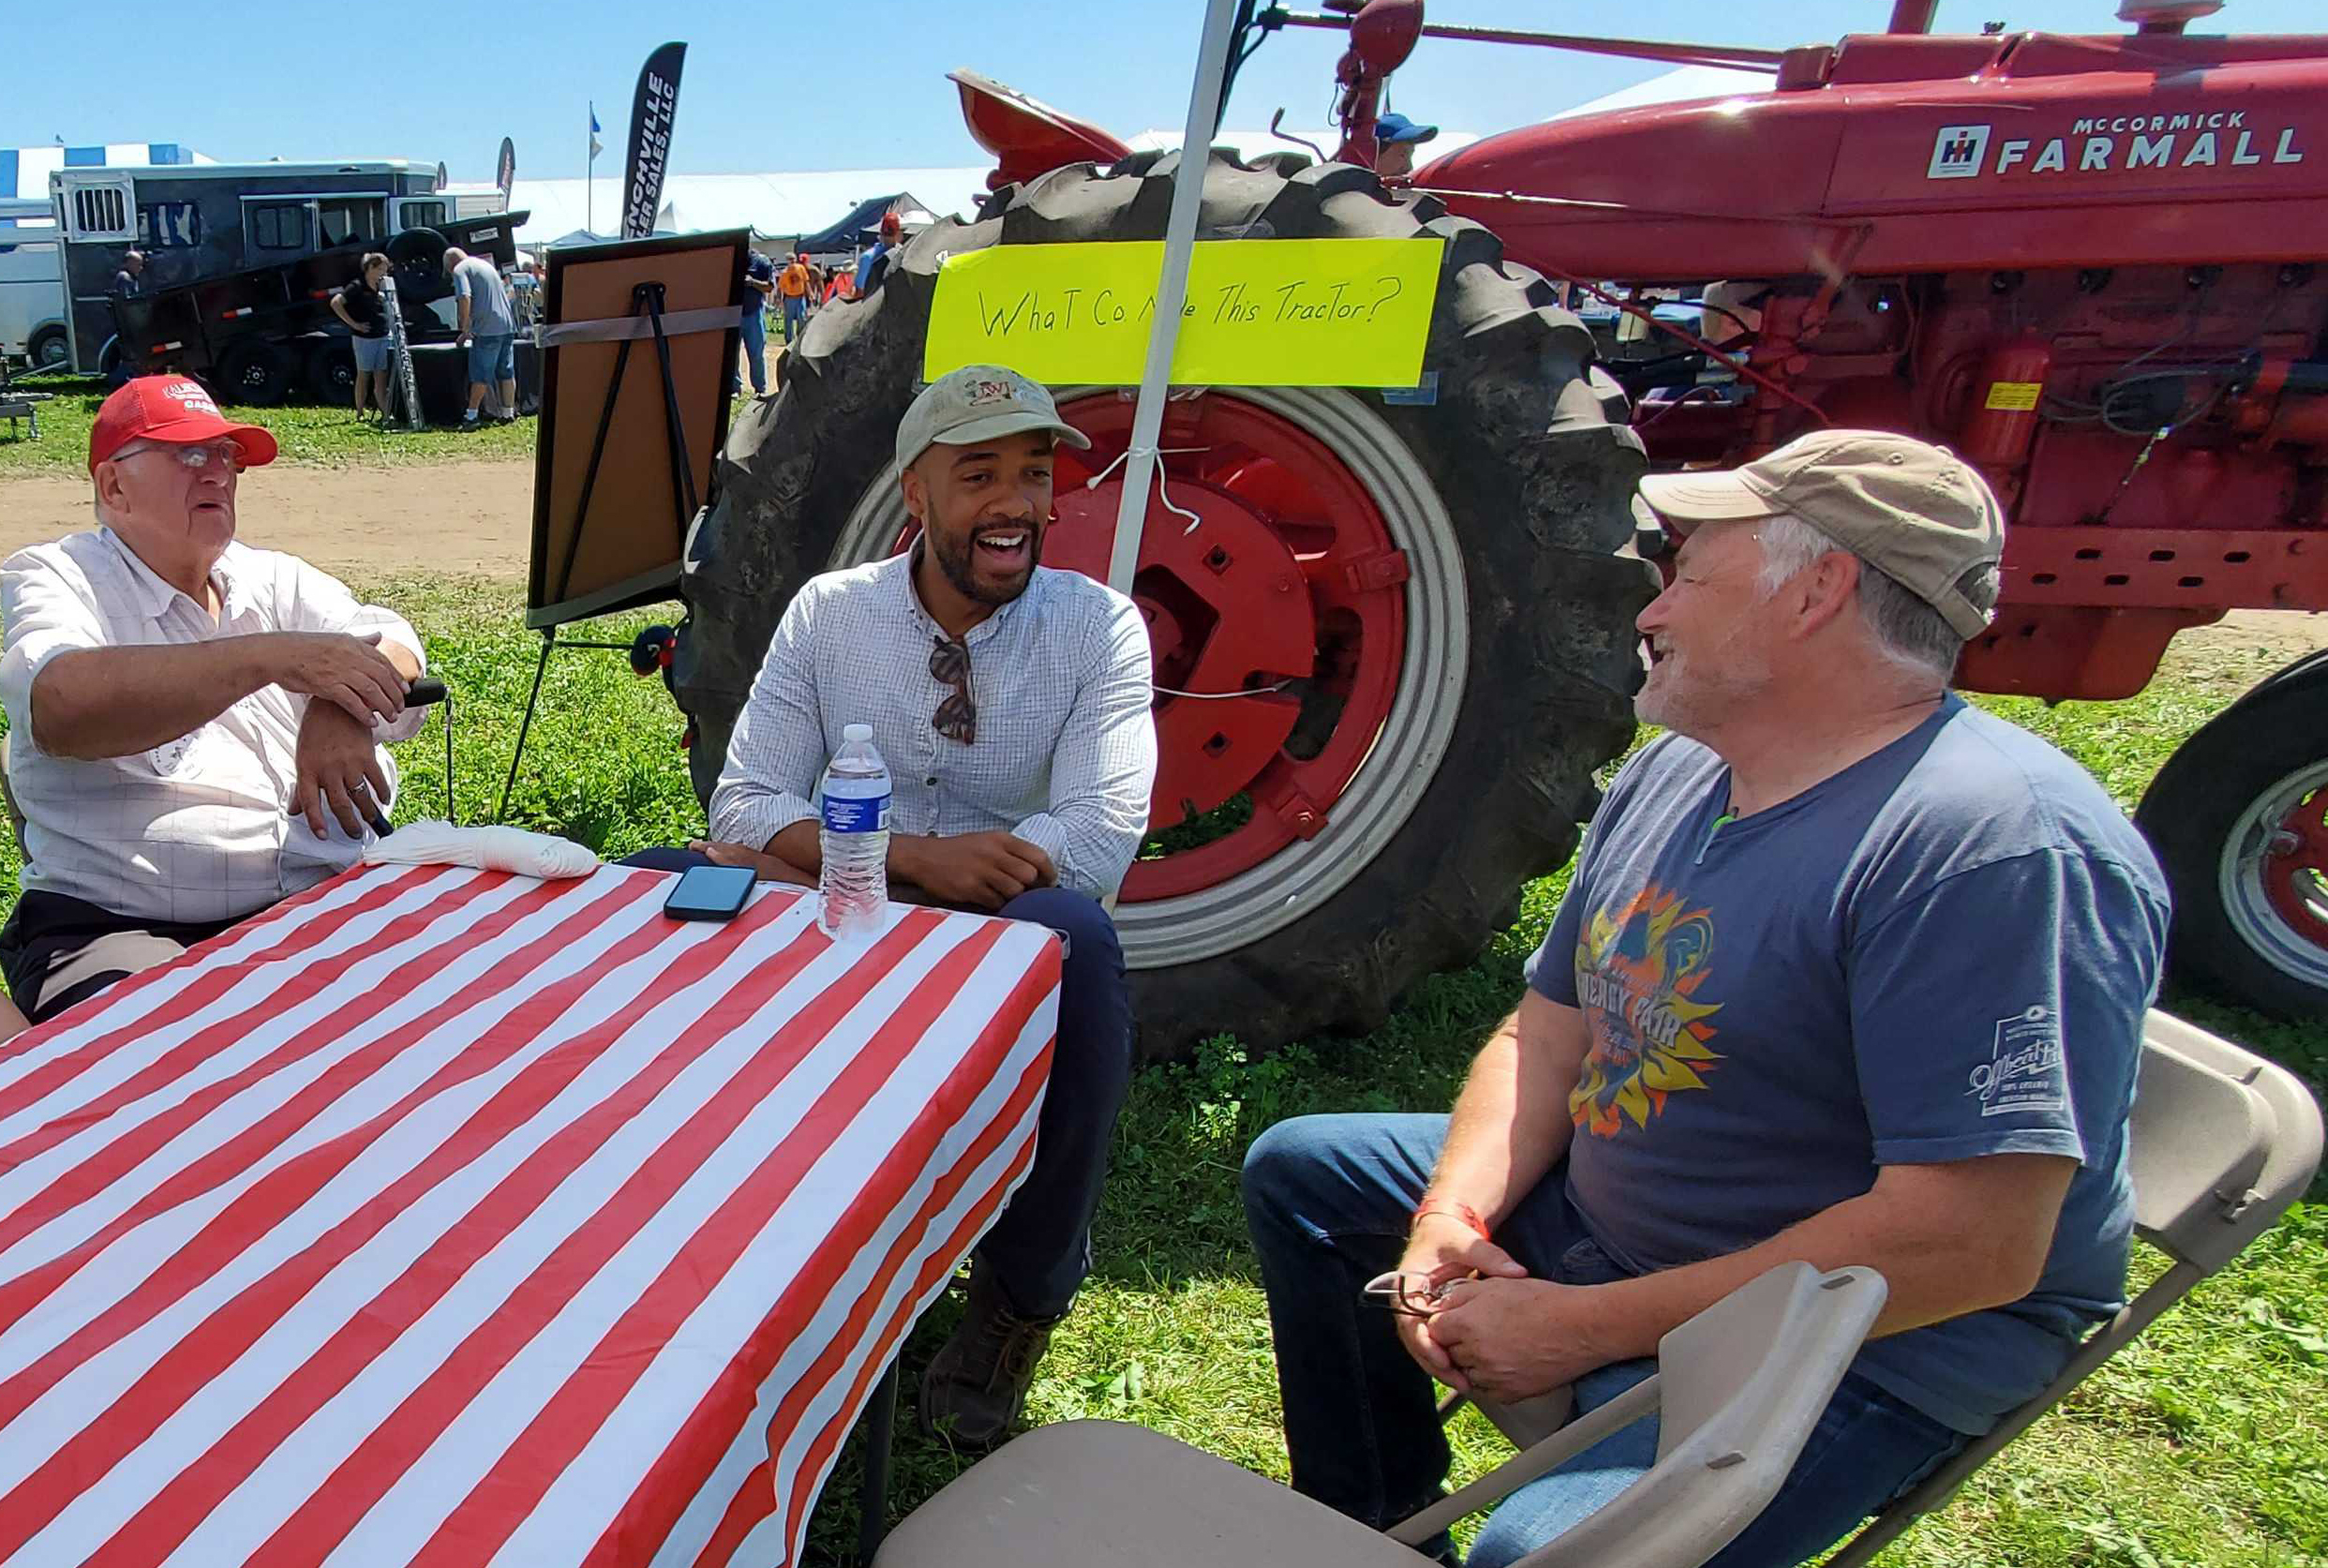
[1243,430,2168,1568]
[735,249,774,396]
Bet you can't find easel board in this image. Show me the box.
[530,229,746,629]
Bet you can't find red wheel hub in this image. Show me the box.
[2262,785,2328,950]
[889,391,1409,903]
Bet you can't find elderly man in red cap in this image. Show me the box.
[0,377,429,1023]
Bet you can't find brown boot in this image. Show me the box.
[916,1268,1061,1451]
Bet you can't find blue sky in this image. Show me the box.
[7,1,2319,181]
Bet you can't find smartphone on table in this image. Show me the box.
[664,863,757,921]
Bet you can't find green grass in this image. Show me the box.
[0,373,536,470]
[0,576,2319,1567]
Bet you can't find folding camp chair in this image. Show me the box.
[1824,1008,2323,1564]
[1459,1008,2325,1562]
[872,1261,1886,1568]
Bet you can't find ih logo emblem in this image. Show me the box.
[1928,124,1992,179]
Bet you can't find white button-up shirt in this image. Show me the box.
[0,530,427,925]
[709,552,1157,899]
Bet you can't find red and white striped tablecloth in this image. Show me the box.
[0,861,1060,1567]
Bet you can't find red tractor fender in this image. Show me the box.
[948,68,1134,191]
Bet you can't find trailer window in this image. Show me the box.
[67,186,134,242]
[250,202,309,251]
[395,201,449,231]
[316,198,384,247]
[138,202,201,249]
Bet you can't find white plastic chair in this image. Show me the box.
[1461,1008,2326,1563]
[1826,1009,2323,1564]
[872,1261,1887,1568]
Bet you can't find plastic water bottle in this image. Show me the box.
[818,724,890,938]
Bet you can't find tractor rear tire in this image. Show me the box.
[2136,670,2328,1019]
[672,150,1654,1058]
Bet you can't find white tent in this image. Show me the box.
[2,142,214,202]
[507,168,991,247]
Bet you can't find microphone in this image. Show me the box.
[368,677,454,836]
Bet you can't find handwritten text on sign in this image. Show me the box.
[922,239,1442,388]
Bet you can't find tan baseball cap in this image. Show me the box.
[895,365,1092,472]
[1637,429,2006,639]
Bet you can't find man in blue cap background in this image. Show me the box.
[1374,111,1438,180]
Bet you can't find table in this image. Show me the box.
[0,862,1061,1566]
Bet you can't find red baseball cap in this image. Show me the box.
[88,377,279,475]
[879,212,903,236]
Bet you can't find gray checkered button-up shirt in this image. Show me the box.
[709,552,1157,899]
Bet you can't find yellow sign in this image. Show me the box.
[1983,380,2043,411]
[922,239,1442,388]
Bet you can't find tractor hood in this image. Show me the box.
[1417,28,2328,280]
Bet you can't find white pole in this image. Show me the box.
[1105,0,1241,596]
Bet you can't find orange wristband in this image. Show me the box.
[1413,1199,1490,1240]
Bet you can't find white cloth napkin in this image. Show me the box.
[362,822,600,879]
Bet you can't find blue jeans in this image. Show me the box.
[1241,1114,1964,1567]
[620,850,1132,1318]
[782,295,806,341]
[735,308,767,396]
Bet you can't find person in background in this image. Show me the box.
[0,379,429,1023]
[1243,430,2166,1568]
[1372,112,1438,181]
[854,211,903,297]
[106,249,147,387]
[777,253,812,344]
[112,248,145,302]
[736,247,775,397]
[443,246,518,427]
[508,258,543,327]
[327,253,395,423]
[824,264,856,306]
[686,366,1155,1451]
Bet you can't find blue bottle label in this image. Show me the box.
[822,792,889,834]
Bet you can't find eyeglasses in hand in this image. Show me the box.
[1362,1270,1474,1318]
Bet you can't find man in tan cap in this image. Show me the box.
[1243,430,2168,1567]
[654,365,1156,1449]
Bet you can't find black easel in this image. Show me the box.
[497,280,701,823]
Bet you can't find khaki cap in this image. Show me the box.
[1638,429,2006,639]
[895,365,1092,472]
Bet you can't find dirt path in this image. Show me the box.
[0,460,536,580]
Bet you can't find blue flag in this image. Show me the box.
[589,104,602,134]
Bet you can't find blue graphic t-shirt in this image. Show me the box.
[1526,696,2170,1435]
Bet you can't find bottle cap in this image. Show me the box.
[843,724,873,742]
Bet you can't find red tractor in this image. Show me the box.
[671,0,2328,1055]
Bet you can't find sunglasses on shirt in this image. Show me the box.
[930,635,976,745]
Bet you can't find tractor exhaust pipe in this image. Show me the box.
[1885,0,1936,32]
